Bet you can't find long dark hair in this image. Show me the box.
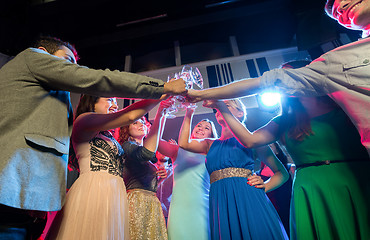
[280,96,338,142]
[69,94,100,171]
[280,60,338,142]
[280,97,312,142]
[74,94,100,120]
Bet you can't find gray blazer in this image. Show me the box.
[0,48,165,211]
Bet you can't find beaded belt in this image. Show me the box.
[210,167,252,184]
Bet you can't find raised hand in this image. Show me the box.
[168,139,178,145]
[163,78,187,96]
[186,89,203,103]
[202,99,221,109]
[159,97,173,110]
[181,101,197,110]
[156,166,168,179]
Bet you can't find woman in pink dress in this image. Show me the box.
[47,95,161,240]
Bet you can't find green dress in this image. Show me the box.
[277,108,370,240]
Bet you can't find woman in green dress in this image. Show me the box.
[210,60,370,240]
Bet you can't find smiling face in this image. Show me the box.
[191,120,213,139]
[129,118,148,140]
[94,97,118,114]
[330,0,370,32]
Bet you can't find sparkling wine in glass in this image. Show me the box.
[162,97,178,119]
[163,73,180,119]
[180,65,193,89]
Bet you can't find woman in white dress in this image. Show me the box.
[47,95,161,240]
[158,107,218,240]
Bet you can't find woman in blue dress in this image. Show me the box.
[179,99,289,240]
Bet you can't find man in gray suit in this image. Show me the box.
[0,36,186,239]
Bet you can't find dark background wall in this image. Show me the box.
[0,0,363,143]
[0,0,362,70]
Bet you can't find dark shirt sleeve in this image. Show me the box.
[121,141,159,192]
[122,141,156,163]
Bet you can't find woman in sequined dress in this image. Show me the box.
[118,101,169,240]
[179,99,289,240]
[47,95,161,240]
[158,107,218,240]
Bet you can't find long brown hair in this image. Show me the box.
[225,99,247,124]
[280,97,312,141]
[74,94,100,120]
[280,96,338,142]
[69,94,100,171]
[280,60,338,141]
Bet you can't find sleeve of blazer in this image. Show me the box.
[24,48,165,99]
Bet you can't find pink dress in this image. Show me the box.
[47,131,130,240]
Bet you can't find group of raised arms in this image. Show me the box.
[1,0,370,239]
[44,90,291,240]
[169,60,369,240]
[176,62,369,240]
[44,62,370,240]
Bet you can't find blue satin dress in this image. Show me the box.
[206,138,288,240]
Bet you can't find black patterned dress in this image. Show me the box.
[47,131,130,240]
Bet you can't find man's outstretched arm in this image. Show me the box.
[187,77,261,102]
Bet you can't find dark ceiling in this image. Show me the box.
[0,0,360,71]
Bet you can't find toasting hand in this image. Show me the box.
[156,166,168,179]
[163,78,187,96]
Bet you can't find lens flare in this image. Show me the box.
[260,92,281,107]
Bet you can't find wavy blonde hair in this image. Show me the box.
[225,99,247,124]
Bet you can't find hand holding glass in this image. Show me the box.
[162,65,203,118]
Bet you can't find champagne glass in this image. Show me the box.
[176,65,192,107]
[180,65,193,89]
[190,67,204,89]
[164,65,203,113]
[186,66,203,108]
[163,73,180,119]
[167,72,179,82]
[162,97,178,119]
